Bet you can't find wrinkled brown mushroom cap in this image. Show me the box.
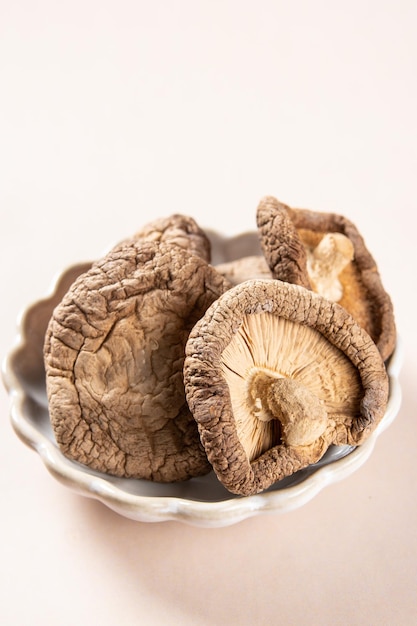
[44,239,231,482]
[132,213,212,262]
[256,197,311,288]
[184,279,389,496]
[257,196,396,361]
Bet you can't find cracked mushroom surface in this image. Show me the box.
[44,236,232,482]
[184,279,389,496]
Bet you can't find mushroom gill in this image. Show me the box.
[219,313,362,461]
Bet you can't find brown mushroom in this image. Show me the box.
[216,255,272,286]
[184,279,389,496]
[257,196,396,361]
[44,237,232,482]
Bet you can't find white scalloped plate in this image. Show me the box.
[2,234,403,527]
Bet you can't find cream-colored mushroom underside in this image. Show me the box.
[220,312,362,461]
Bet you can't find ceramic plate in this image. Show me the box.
[2,233,403,527]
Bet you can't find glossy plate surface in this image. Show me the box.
[2,233,403,527]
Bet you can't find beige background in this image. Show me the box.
[1,1,416,624]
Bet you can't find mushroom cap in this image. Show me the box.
[257,196,396,361]
[132,213,212,262]
[256,196,311,289]
[216,255,272,286]
[44,239,231,482]
[184,279,389,496]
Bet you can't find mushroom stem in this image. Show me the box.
[249,372,328,447]
[265,378,328,447]
[307,232,354,302]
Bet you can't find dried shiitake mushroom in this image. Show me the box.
[44,221,232,482]
[184,279,389,496]
[256,196,396,361]
[215,255,271,286]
